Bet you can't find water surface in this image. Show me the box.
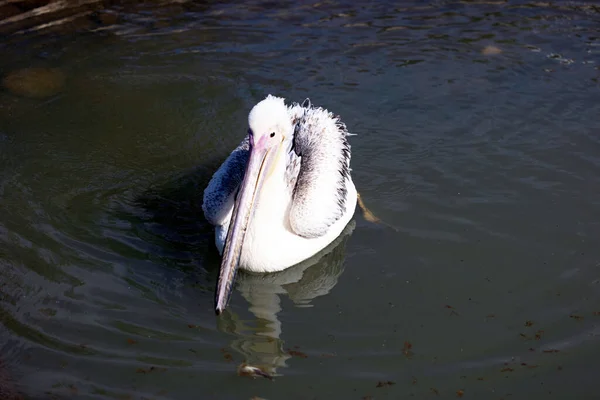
[1,1,600,399]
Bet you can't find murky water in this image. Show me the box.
[1,0,600,399]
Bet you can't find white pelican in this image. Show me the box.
[202,95,357,314]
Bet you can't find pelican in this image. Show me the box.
[202,95,357,314]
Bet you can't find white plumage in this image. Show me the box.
[202,95,357,313]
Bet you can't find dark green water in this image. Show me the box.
[1,1,600,399]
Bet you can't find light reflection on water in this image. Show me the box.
[1,0,600,399]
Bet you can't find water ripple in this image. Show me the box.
[0,0,599,398]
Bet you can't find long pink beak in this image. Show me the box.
[214,134,277,315]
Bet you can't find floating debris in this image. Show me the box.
[136,366,167,374]
[444,305,459,316]
[482,45,502,55]
[456,389,465,397]
[546,53,575,65]
[238,364,274,380]
[535,330,544,340]
[570,315,584,321]
[376,381,395,388]
[403,341,413,358]
[525,44,541,52]
[287,349,308,358]
[525,320,534,327]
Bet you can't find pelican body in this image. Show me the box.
[202,95,357,314]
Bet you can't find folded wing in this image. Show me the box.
[287,99,352,238]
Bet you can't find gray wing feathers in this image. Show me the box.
[288,101,351,238]
[202,137,249,226]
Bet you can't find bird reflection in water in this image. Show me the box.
[215,220,355,377]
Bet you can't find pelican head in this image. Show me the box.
[248,95,294,145]
[215,95,293,314]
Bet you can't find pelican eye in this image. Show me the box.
[270,132,275,138]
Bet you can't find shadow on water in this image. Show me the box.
[132,159,225,277]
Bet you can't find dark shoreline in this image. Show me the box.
[0,0,209,39]
[1,0,116,36]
